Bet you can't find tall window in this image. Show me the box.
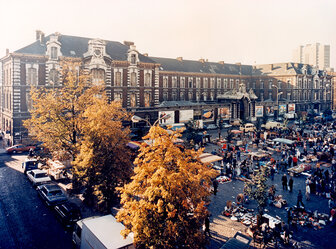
[163,92,168,101]
[130,93,137,107]
[27,68,37,86]
[210,92,214,101]
[131,54,136,64]
[260,81,264,89]
[260,92,264,101]
[91,69,105,85]
[229,79,234,88]
[269,81,272,89]
[196,78,201,88]
[203,78,208,88]
[188,91,193,100]
[26,92,33,111]
[223,79,228,88]
[180,77,185,88]
[51,47,58,60]
[172,92,177,100]
[115,72,122,86]
[144,92,151,107]
[163,77,168,88]
[172,77,177,88]
[196,92,200,101]
[144,73,151,87]
[210,78,215,88]
[130,72,137,86]
[49,69,58,85]
[217,79,221,89]
[180,91,185,100]
[188,78,193,88]
[114,92,122,102]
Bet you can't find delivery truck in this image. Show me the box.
[73,215,134,249]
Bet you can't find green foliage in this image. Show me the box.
[244,166,270,213]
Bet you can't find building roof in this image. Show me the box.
[15,34,155,63]
[253,62,325,76]
[150,57,253,75]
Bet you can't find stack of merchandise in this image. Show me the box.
[216,175,231,183]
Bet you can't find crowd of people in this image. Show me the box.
[208,118,336,246]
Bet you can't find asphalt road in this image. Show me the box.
[0,153,72,249]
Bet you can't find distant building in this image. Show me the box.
[0,31,333,144]
[293,43,332,71]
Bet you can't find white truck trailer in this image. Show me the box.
[73,215,134,249]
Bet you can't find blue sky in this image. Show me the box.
[0,0,335,68]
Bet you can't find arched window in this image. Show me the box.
[49,69,58,85]
[130,72,137,86]
[91,69,105,85]
[180,77,185,88]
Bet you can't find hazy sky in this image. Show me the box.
[0,0,335,68]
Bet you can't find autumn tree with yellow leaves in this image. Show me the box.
[117,126,217,249]
[24,62,133,209]
[73,97,133,211]
[23,62,92,158]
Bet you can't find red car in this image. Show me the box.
[6,144,36,154]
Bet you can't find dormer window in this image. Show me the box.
[131,54,136,64]
[51,47,58,60]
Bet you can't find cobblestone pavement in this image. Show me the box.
[203,129,336,249]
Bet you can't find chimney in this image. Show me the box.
[199,58,205,63]
[218,61,224,65]
[286,63,290,70]
[143,53,148,57]
[123,41,134,47]
[176,57,183,62]
[270,64,274,70]
[235,62,241,66]
[6,49,9,55]
[35,30,45,43]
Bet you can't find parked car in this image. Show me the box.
[27,169,52,187]
[206,124,218,130]
[22,158,39,174]
[6,144,36,154]
[54,202,81,229]
[223,123,232,128]
[37,183,67,206]
[230,119,242,126]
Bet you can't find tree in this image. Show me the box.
[72,97,133,211]
[23,62,93,158]
[117,126,217,249]
[244,166,270,214]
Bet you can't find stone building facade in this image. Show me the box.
[0,31,333,144]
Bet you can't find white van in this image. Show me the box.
[262,121,287,130]
[239,123,256,132]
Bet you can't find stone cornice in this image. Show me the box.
[159,71,251,78]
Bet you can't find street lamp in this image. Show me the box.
[272,84,282,120]
[131,114,171,127]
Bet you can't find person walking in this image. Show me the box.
[288,176,294,192]
[204,215,211,237]
[213,179,218,196]
[282,174,288,190]
[270,166,275,181]
[297,190,304,208]
[305,184,310,201]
